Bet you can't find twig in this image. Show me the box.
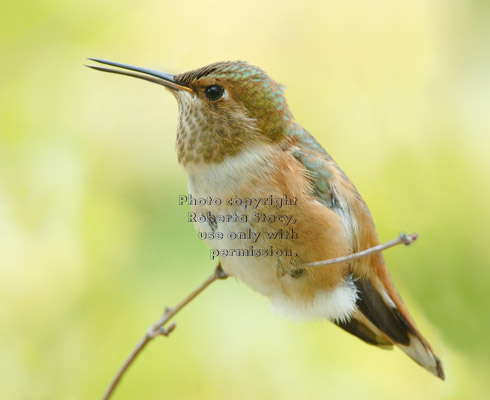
[102,264,228,400]
[305,232,418,267]
[103,232,416,398]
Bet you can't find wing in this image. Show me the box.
[288,128,445,380]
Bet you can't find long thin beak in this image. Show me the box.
[85,58,193,94]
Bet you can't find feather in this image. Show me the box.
[290,129,445,379]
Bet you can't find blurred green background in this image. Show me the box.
[1,0,489,398]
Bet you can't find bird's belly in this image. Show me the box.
[195,205,296,298]
[191,204,358,323]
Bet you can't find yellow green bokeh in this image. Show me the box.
[1,0,489,398]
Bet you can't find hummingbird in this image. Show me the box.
[87,58,445,380]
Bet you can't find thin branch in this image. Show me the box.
[102,264,228,400]
[103,232,416,398]
[305,232,418,267]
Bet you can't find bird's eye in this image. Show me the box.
[204,85,224,101]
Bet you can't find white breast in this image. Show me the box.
[186,143,282,295]
[185,143,276,198]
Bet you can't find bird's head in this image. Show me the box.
[87,59,294,166]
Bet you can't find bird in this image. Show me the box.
[87,58,445,380]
